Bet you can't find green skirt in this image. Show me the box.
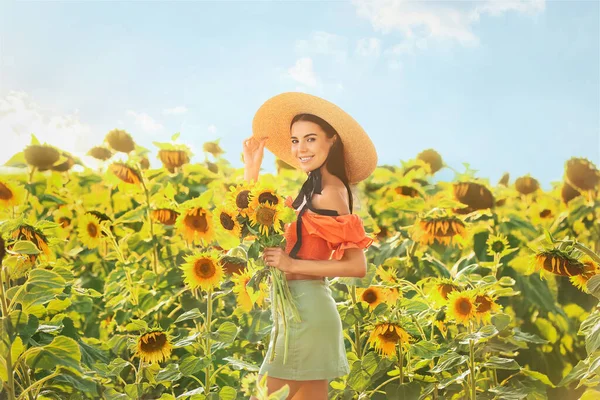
[258,278,350,381]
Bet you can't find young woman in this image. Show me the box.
[243,92,378,400]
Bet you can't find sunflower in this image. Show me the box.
[393,185,421,198]
[249,182,283,208]
[213,206,242,238]
[12,224,51,256]
[248,202,284,237]
[485,233,513,258]
[368,322,411,357]
[88,146,113,161]
[498,172,510,187]
[24,144,60,170]
[570,260,600,292]
[412,215,467,247]
[176,207,214,245]
[416,149,443,174]
[106,129,135,153]
[231,269,267,312]
[473,292,501,324]
[240,372,259,398]
[136,329,172,364]
[357,286,387,310]
[158,149,190,172]
[533,249,585,277]
[51,152,75,172]
[181,250,224,291]
[0,180,25,208]
[446,291,476,326]
[227,183,255,217]
[515,175,539,195]
[376,267,400,304]
[453,181,495,211]
[565,157,600,192]
[151,208,179,225]
[109,162,142,185]
[434,309,448,338]
[203,140,224,157]
[221,255,247,275]
[561,181,581,204]
[140,157,150,170]
[78,213,103,249]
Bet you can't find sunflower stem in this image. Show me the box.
[398,343,404,385]
[136,359,144,399]
[141,178,159,279]
[350,285,363,359]
[23,166,36,210]
[0,266,16,400]
[468,322,476,400]
[205,288,213,391]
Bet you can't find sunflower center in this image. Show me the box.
[438,284,456,300]
[87,222,98,238]
[236,190,250,209]
[0,183,13,200]
[456,298,473,315]
[363,289,378,303]
[476,295,492,313]
[540,209,552,218]
[381,326,400,342]
[185,213,208,232]
[256,208,275,226]
[58,217,71,228]
[258,192,279,205]
[491,241,505,253]
[139,332,167,352]
[194,260,216,278]
[220,212,235,230]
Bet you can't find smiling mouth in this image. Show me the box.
[299,156,314,163]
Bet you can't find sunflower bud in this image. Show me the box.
[88,146,113,161]
[158,149,190,171]
[561,181,581,204]
[140,157,150,170]
[105,129,135,153]
[24,144,60,170]
[51,152,75,172]
[515,176,539,195]
[109,162,142,185]
[203,141,224,157]
[417,149,443,174]
[453,181,495,210]
[498,172,510,187]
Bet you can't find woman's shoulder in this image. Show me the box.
[312,182,350,215]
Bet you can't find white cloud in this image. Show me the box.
[0,91,98,166]
[356,38,382,57]
[163,106,188,115]
[295,31,348,62]
[352,0,545,46]
[287,57,318,88]
[385,37,428,56]
[126,110,163,132]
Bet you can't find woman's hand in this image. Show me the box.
[242,136,268,171]
[263,247,295,273]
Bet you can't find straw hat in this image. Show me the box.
[252,92,378,184]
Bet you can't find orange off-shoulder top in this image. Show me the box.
[282,196,374,261]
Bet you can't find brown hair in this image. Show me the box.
[290,113,353,213]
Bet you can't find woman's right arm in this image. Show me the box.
[242,136,268,182]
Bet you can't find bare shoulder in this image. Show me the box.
[312,176,350,215]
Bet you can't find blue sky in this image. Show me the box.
[0,0,598,191]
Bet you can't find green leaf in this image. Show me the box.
[459,325,498,344]
[94,358,130,378]
[385,382,420,399]
[211,321,239,344]
[30,134,40,145]
[492,313,512,331]
[585,318,600,355]
[175,308,203,323]
[483,356,520,370]
[172,132,181,141]
[180,356,211,376]
[521,369,555,388]
[430,352,468,373]
[411,341,447,360]
[558,359,588,386]
[3,151,27,168]
[218,386,237,400]
[125,319,149,332]
[25,336,81,372]
[588,275,600,300]
[222,357,259,372]
[156,363,182,382]
[8,240,41,255]
[11,337,25,367]
[173,332,202,348]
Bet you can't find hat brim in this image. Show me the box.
[252,92,378,184]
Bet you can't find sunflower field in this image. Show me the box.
[0,129,599,400]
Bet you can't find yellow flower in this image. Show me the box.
[177,207,214,245]
[249,182,283,210]
[248,202,284,237]
[240,372,259,398]
[151,208,179,226]
[158,149,190,172]
[376,267,400,304]
[486,233,511,258]
[231,269,267,312]
[368,322,411,357]
[357,286,387,310]
[411,215,467,247]
[213,206,242,238]
[109,162,142,185]
[427,278,459,306]
[446,291,476,326]
[136,329,172,364]
[12,224,51,256]
[473,292,501,324]
[88,146,113,161]
[0,180,25,208]
[533,249,585,277]
[227,183,255,217]
[106,128,135,153]
[78,213,103,249]
[181,251,224,291]
[570,260,600,292]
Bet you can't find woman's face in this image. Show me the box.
[290,120,336,173]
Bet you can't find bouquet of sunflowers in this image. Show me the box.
[219,180,301,363]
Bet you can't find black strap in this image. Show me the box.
[288,167,353,259]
